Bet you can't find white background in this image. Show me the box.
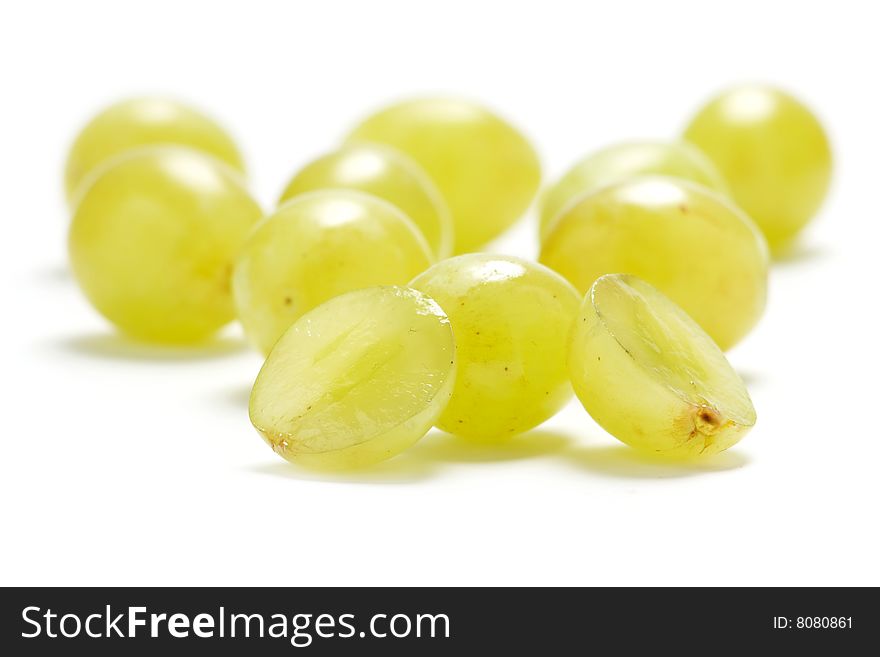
[1,0,878,586]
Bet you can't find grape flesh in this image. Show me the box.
[68,148,262,343]
[539,176,768,350]
[233,190,434,354]
[683,84,832,249]
[249,286,456,469]
[539,140,727,239]
[278,144,453,259]
[347,98,540,253]
[568,274,756,457]
[65,97,245,206]
[410,254,580,440]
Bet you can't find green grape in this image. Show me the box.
[233,190,434,354]
[568,274,756,457]
[683,84,832,249]
[539,176,768,350]
[539,140,727,239]
[410,254,580,440]
[249,286,456,469]
[278,143,453,259]
[347,98,541,253]
[65,97,245,206]
[68,147,263,343]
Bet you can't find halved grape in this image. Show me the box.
[249,286,456,469]
[410,254,580,440]
[569,274,756,457]
[65,97,245,205]
[232,190,433,354]
[347,98,540,253]
[683,84,832,249]
[278,143,453,258]
[68,147,262,343]
[539,140,727,239]
[539,176,768,350]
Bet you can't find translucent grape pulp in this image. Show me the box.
[249,286,456,469]
[568,274,756,457]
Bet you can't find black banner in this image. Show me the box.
[1,587,874,653]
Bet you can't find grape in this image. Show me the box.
[347,98,540,253]
[539,140,727,239]
[249,286,456,469]
[568,274,756,457]
[539,176,768,350]
[683,84,832,249]
[65,97,245,206]
[278,143,453,258]
[409,254,580,440]
[232,190,434,354]
[68,147,263,343]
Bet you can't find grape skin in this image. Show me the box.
[539,140,728,240]
[568,274,756,457]
[410,254,580,440]
[683,84,832,249]
[233,190,434,354]
[539,176,768,350]
[278,143,453,259]
[68,147,262,343]
[347,98,541,253]
[65,97,245,206]
[249,286,456,469]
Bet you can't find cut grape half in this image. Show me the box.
[568,274,756,457]
[249,286,456,469]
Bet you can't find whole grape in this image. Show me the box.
[539,176,768,350]
[684,84,832,249]
[347,98,540,253]
[233,190,433,354]
[410,254,580,440]
[68,147,262,343]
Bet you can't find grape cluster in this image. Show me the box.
[65,85,831,468]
